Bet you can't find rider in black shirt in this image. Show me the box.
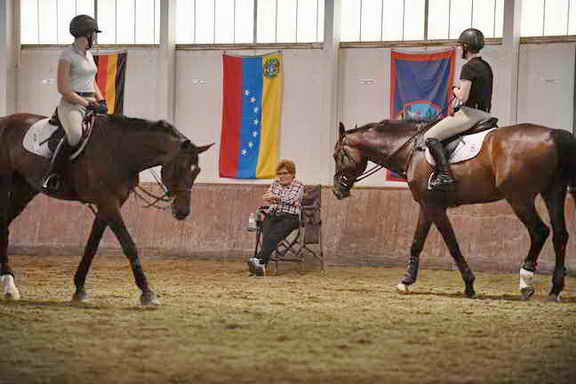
[423,28,494,191]
[461,56,493,112]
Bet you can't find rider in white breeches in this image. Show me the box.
[41,14,108,192]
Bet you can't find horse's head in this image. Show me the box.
[161,139,213,220]
[332,122,368,200]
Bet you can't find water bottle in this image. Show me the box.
[247,212,257,232]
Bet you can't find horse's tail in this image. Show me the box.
[551,129,576,191]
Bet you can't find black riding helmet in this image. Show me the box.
[69,15,102,38]
[458,28,485,54]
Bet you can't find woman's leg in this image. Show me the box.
[424,107,490,141]
[58,99,86,147]
[257,215,299,264]
[422,107,491,191]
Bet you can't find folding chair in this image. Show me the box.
[252,185,324,274]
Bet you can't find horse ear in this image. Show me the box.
[180,140,192,150]
[196,143,214,154]
[339,122,346,139]
[156,119,172,130]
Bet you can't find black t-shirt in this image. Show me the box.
[460,57,493,112]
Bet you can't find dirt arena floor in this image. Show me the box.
[0,254,575,384]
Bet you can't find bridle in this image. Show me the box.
[336,121,433,189]
[132,168,194,211]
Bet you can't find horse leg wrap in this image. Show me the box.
[519,268,534,290]
[1,274,20,300]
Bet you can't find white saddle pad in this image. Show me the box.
[22,118,92,160]
[22,118,58,159]
[425,128,496,165]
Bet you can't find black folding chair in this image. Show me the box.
[252,185,324,274]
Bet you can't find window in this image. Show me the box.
[89,0,160,44]
[341,0,505,42]
[20,0,159,45]
[21,0,94,44]
[175,0,324,44]
[521,0,575,37]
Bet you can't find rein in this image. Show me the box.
[132,169,172,210]
[131,168,195,210]
[344,121,431,183]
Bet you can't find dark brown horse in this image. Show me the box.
[0,113,212,305]
[333,119,576,301]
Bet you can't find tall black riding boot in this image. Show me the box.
[41,138,72,193]
[425,138,456,191]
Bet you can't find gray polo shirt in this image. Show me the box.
[59,45,97,93]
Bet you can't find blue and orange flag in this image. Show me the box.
[219,52,283,179]
[390,49,455,121]
[94,51,127,115]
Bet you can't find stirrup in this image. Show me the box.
[41,174,61,192]
[428,173,456,191]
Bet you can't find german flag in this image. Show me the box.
[94,51,127,115]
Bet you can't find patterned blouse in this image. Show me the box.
[267,180,304,216]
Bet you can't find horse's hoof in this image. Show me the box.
[140,292,160,306]
[546,294,561,303]
[465,289,476,298]
[2,275,20,301]
[4,291,20,301]
[396,283,410,294]
[72,291,88,303]
[520,287,535,301]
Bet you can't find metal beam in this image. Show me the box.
[0,0,19,115]
[158,0,176,122]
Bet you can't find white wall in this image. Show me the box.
[517,43,575,130]
[17,47,160,118]
[14,43,576,186]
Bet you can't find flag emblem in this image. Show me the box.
[263,57,280,78]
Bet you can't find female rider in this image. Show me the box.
[41,14,107,192]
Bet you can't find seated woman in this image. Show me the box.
[248,160,304,276]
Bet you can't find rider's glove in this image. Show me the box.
[86,100,108,114]
[97,100,108,114]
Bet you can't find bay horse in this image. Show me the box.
[0,113,212,305]
[333,120,576,301]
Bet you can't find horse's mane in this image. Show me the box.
[102,115,182,138]
[347,119,435,134]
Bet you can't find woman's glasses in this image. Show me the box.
[277,171,290,175]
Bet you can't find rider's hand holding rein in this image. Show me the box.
[86,100,108,114]
[452,80,472,105]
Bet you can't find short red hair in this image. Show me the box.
[276,160,296,175]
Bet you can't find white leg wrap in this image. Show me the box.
[2,274,20,300]
[519,268,534,290]
[396,282,410,294]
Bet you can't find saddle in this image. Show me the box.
[47,108,66,152]
[420,117,499,166]
[45,107,95,156]
[443,117,499,146]
[418,117,498,153]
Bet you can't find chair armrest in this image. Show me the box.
[256,206,270,222]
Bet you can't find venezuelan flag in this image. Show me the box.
[219,52,283,179]
[94,51,127,115]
